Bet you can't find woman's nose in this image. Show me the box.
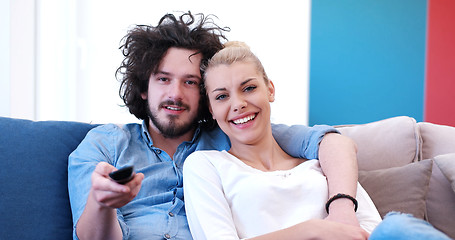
[232,95,247,112]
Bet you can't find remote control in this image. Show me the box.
[109,166,135,184]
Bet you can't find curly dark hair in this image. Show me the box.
[116,11,229,128]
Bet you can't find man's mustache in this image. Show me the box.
[159,100,190,110]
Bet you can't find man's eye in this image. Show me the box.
[185,80,198,85]
[158,77,168,82]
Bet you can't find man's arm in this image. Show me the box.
[68,125,143,240]
[76,162,143,240]
[272,124,359,226]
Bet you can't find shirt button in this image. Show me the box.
[168,212,174,217]
[156,149,162,154]
[164,233,171,239]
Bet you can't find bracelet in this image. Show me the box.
[325,193,358,214]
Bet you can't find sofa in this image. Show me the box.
[0,116,454,239]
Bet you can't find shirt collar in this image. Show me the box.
[141,120,153,145]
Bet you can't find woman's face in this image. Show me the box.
[204,61,275,146]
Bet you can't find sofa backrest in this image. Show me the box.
[418,122,455,159]
[0,117,97,240]
[336,116,421,171]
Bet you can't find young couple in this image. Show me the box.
[68,11,451,240]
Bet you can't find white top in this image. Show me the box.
[183,150,381,240]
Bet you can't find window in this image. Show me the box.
[8,0,310,125]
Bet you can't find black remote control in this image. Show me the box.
[109,166,135,184]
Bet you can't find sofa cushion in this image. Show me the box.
[425,153,455,239]
[0,117,97,240]
[418,122,455,159]
[358,159,432,219]
[336,116,421,171]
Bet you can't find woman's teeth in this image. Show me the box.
[233,114,256,125]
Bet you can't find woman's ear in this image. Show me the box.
[268,80,275,102]
[141,92,147,100]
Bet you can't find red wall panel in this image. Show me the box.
[425,0,455,126]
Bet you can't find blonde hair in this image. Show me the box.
[203,41,270,83]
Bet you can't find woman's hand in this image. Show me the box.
[304,219,369,240]
[249,218,369,240]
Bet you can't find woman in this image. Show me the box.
[183,42,451,240]
[183,41,380,240]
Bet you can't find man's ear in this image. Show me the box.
[141,92,147,100]
[268,80,276,102]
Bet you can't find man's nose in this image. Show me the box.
[168,81,184,100]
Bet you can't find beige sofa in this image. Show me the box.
[336,116,455,239]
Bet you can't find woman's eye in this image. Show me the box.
[158,77,168,82]
[244,85,257,92]
[215,94,227,100]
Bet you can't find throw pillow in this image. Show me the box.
[426,154,455,239]
[434,153,455,192]
[358,159,432,219]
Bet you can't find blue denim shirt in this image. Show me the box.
[68,121,337,240]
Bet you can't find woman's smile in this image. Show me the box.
[230,113,258,125]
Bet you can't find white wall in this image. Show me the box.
[0,0,10,117]
[1,0,37,120]
[5,0,311,125]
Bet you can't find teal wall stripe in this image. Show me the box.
[309,0,427,126]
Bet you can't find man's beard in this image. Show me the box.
[146,100,198,139]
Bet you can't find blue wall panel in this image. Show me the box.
[309,0,427,126]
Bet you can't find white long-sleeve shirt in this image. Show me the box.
[183,150,381,240]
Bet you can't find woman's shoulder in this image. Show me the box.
[188,149,227,157]
[185,150,237,172]
[183,150,234,182]
[186,150,229,164]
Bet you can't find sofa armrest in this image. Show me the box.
[0,117,97,239]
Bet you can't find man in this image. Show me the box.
[68,12,361,240]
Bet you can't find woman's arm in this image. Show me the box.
[271,124,359,226]
[183,152,240,240]
[319,133,359,226]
